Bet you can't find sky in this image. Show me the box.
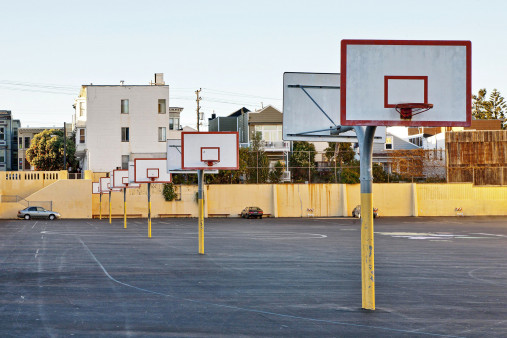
[1,0,506,129]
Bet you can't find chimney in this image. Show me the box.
[154,73,165,85]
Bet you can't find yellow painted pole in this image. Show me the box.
[148,183,152,238]
[198,170,204,254]
[361,192,375,310]
[199,198,204,254]
[124,188,127,229]
[356,126,376,310]
[109,191,112,224]
[99,193,102,220]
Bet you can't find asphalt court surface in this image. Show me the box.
[1,216,507,337]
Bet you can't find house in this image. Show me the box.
[0,110,20,171]
[17,125,72,170]
[72,73,181,172]
[208,105,290,165]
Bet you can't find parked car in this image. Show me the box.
[241,206,263,219]
[352,205,378,219]
[17,206,61,220]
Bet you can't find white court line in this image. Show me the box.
[32,221,38,229]
[77,237,460,337]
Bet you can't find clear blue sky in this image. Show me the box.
[1,0,506,128]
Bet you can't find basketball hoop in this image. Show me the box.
[395,103,433,120]
[204,160,218,167]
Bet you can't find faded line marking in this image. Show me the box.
[78,238,462,338]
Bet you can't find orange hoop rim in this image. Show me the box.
[395,103,433,119]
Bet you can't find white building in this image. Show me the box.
[73,74,181,172]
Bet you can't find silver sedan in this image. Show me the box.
[17,206,61,220]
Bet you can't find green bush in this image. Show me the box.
[162,183,178,201]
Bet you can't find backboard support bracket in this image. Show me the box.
[288,84,340,127]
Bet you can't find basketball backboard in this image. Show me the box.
[112,169,140,189]
[92,182,101,194]
[340,39,471,127]
[134,158,172,183]
[283,72,386,142]
[181,132,239,170]
[167,139,219,173]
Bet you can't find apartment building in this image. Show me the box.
[73,74,181,172]
[0,110,20,171]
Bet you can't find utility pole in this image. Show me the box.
[63,122,67,170]
[195,88,202,131]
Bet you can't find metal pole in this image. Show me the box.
[124,188,127,229]
[355,126,377,311]
[148,183,152,238]
[197,169,204,254]
[99,193,102,220]
[108,191,112,224]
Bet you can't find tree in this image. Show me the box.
[268,161,284,183]
[26,129,78,171]
[289,141,316,182]
[472,88,507,129]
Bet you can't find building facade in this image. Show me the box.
[73,74,179,172]
[0,110,20,171]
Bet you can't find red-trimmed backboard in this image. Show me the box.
[340,39,471,127]
[181,132,239,170]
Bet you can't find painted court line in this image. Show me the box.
[77,237,462,338]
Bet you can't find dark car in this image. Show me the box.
[241,207,263,219]
[17,206,61,220]
[352,205,378,219]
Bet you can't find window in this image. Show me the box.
[254,125,282,142]
[121,155,129,170]
[79,129,85,143]
[18,137,22,149]
[0,127,4,141]
[385,136,393,150]
[25,137,30,149]
[169,118,180,130]
[121,127,129,142]
[158,99,166,114]
[79,103,85,117]
[121,99,129,114]
[0,150,5,163]
[158,127,166,141]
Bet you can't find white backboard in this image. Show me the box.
[283,72,385,142]
[340,39,471,127]
[167,139,219,174]
[100,177,110,193]
[181,132,239,170]
[134,158,172,183]
[113,169,140,188]
[92,182,101,194]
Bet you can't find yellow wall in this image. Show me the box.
[275,184,343,217]
[27,179,92,219]
[417,183,507,216]
[0,171,62,199]
[1,171,506,219]
[92,184,198,217]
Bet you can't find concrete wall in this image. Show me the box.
[1,173,506,219]
[27,180,92,219]
[0,171,61,198]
